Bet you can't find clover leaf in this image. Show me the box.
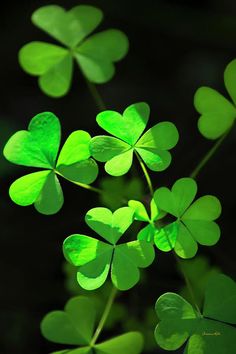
[90,102,179,176]
[154,177,221,258]
[3,112,98,215]
[194,59,236,139]
[63,207,155,290]
[155,274,236,354]
[41,295,144,354]
[128,198,165,244]
[19,5,129,97]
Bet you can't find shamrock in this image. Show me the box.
[90,102,179,176]
[155,274,236,354]
[3,112,98,215]
[154,177,221,258]
[19,5,129,97]
[194,59,236,139]
[128,198,166,246]
[63,207,155,290]
[100,176,144,210]
[41,295,144,354]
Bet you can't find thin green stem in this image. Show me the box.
[135,151,154,195]
[90,286,117,346]
[55,170,103,194]
[162,230,202,316]
[85,80,106,111]
[190,129,231,179]
[174,253,202,317]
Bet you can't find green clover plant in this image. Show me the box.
[194,59,236,139]
[4,4,236,354]
[155,274,236,354]
[63,207,155,290]
[19,5,129,97]
[90,102,179,176]
[3,112,98,214]
[41,295,143,354]
[154,177,221,258]
[128,198,165,243]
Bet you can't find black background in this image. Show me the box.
[1,0,236,353]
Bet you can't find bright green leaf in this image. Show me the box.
[9,170,50,206]
[154,222,178,252]
[105,149,133,176]
[90,136,130,162]
[34,171,64,215]
[77,250,112,290]
[150,198,160,221]
[75,29,129,83]
[57,131,91,166]
[183,220,220,246]
[154,178,197,218]
[136,122,179,150]
[19,42,73,97]
[128,200,149,221]
[174,222,198,259]
[4,112,61,168]
[19,41,68,75]
[194,86,236,139]
[182,195,221,221]
[111,240,155,290]
[95,103,150,145]
[32,5,103,48]
[85,207,134,244]
[38,54,73,97]
[137,224,156,243]
[135,147,171,171]
[57,159,98,184]
[63,234,113,290]
[63,234,112,266]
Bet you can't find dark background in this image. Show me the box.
[1,0,236,353]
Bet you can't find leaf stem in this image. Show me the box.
[190,128,232,179]
[135,151,154,195]
[163,232,202,317]
[55,170,103,194]
[85,80,106,111]
[174,254,202,317]
[90,286,117,346]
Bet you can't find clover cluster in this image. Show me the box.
[4,3,236,354]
